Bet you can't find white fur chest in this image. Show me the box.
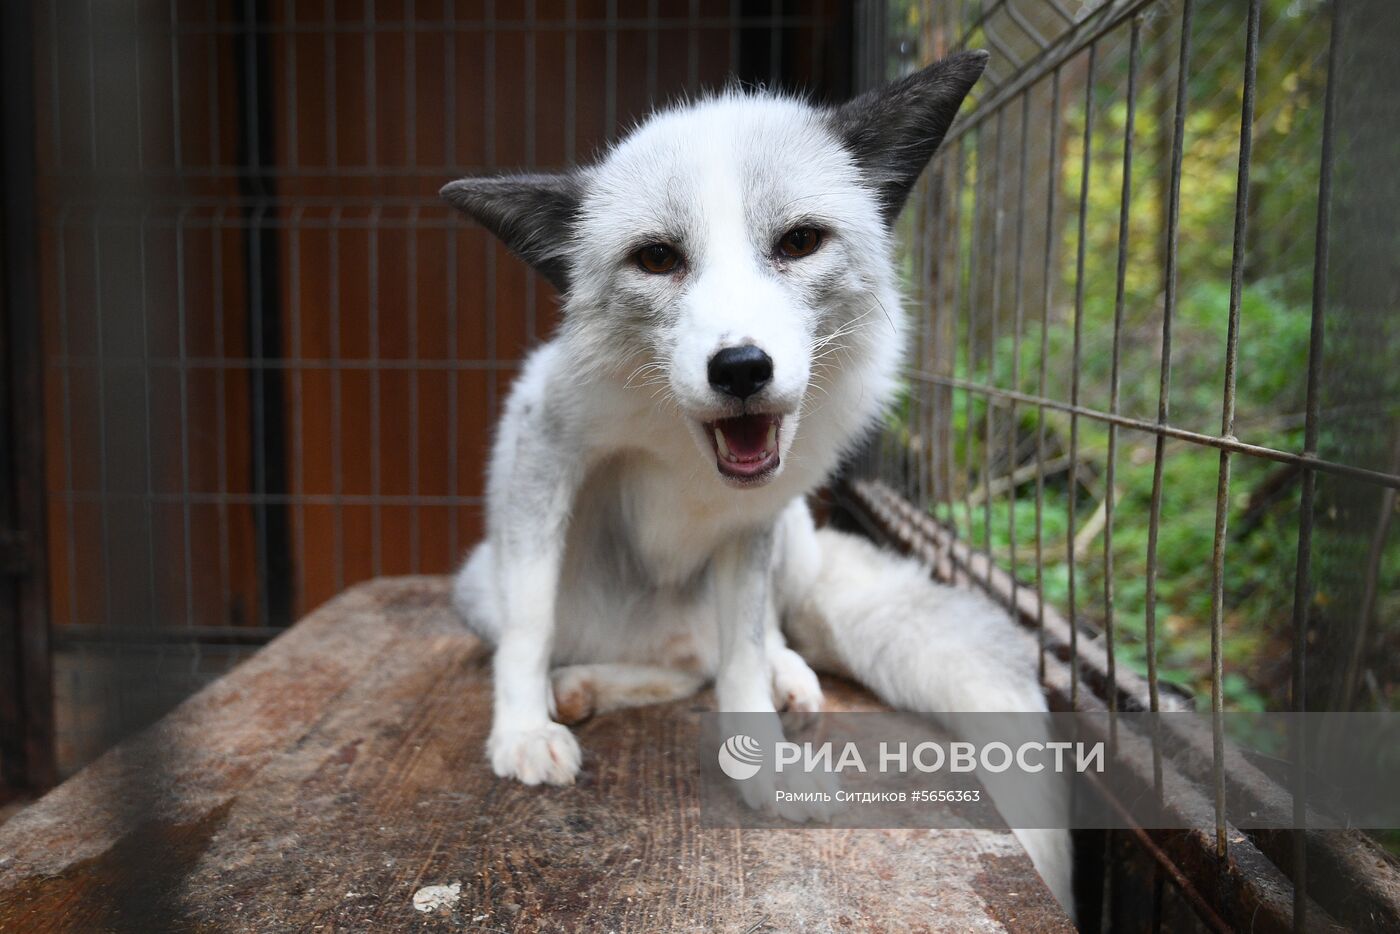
[579,452,774,589]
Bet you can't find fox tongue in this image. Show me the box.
[715,415,774,462]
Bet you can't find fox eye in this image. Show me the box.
[635,243,681,274]
[778,226,823,259]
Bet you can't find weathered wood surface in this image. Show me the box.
[0,577,1072,932]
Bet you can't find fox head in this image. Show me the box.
[443,51,986,488]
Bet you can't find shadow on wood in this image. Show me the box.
[0,577,1070,932]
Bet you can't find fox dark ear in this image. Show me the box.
[440,173,581,292]
[829,50,989,227]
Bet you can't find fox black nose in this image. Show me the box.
[708,345,773,400]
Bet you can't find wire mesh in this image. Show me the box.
[29,0,855,777]
[863,0,1399,930]
[10,0,1399,927]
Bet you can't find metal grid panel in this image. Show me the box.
[860,0,1399,930]
[30,0,854,776]
[12,1,1397,926]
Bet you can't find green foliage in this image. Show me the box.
[936,283,1309,708]
[891,0,1400,714]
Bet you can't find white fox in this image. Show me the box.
[443,50,1073,916]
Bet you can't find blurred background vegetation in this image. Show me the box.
[882,0,1399,715]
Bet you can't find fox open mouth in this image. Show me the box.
[706,414,781,481]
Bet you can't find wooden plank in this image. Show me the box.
[0,577,1071,932]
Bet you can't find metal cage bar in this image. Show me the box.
[1288,1,1344,925]
[11,2,1399,929]
[1,0,57,792]
[1066,40,1094,710]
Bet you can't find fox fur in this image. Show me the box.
[442,50,1073,916]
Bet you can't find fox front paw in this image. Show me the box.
[770,646,823,714]
[488,722,582,786]
[739,761,844,823]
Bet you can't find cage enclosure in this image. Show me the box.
[1,1,1397,932]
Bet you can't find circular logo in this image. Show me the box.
[717,734,764,780]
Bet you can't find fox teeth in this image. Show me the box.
[715,427,732,460]
[765,422,777,453]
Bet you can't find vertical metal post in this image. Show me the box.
[0,0,58,791]
[1066,41,1096,709]
[1208,0,1262,860]
[1034,67,1061,685]
[446,0,461,563]
[406,0,421,575]
[235,0,292,628]
[1290,6,1343,926]
[365,2,383,580]
[1145,0,1194,800]
[945,137,966,543]
[983,110,1004,577]
[961,127,982,545]
[1104,18,1141,740]
[1007,90,1029,609]
[485,0,499,430]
